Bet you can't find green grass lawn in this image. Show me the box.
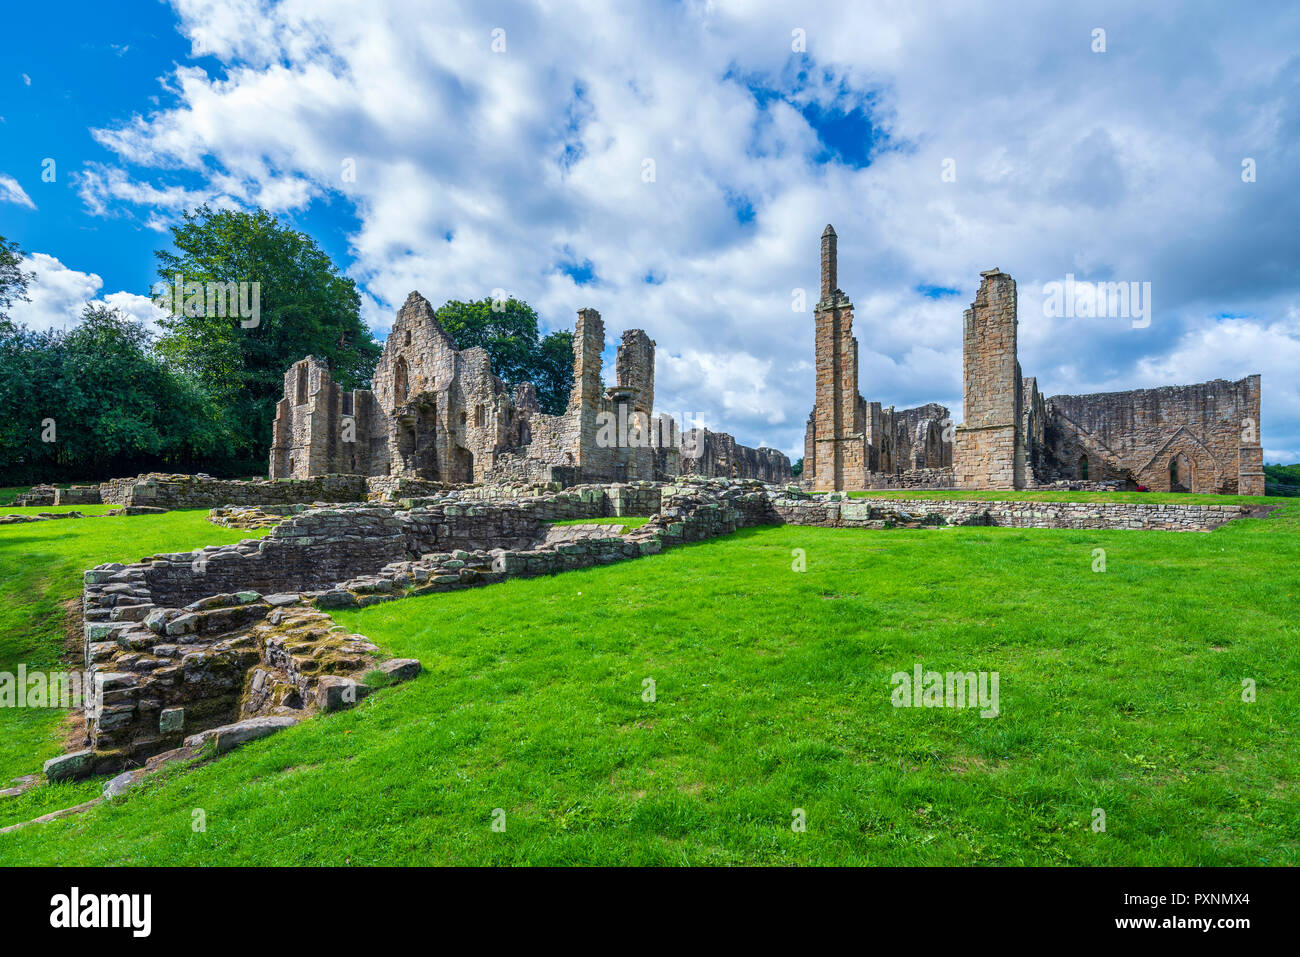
[1,494,1295,864]
[0,511,267,826]
[0,505,119,517]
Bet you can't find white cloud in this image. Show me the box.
[7,253,167,335]
[66,0,1300,460]
[0,173,36,210]
[21,73,31,86]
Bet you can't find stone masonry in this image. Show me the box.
[951,270,1265,494]
[680,428,793,483]
[268,293,790,487]
[804,227,1264,495]
[804,226,953,491]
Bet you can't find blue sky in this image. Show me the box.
[1,0,1298,463]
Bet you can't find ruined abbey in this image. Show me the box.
[269,292,792,486]
[805,226,1264,496]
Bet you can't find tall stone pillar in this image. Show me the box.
[810,225,866,491]
[953,269,1024,489]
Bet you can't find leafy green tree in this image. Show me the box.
[434,298,574,415]
[0,234,35,326]
[154,205,381,460]
[791,457,804,478]
[0,306,232,483]
[534,329,574,415]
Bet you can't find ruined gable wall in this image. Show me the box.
[1043,375,1262,493]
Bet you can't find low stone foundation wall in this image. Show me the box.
[14,485,57,506]
[365,476,470,501]
[772,497,1253,531]
[99,473,368,509]
[860,468,957,490]
[55,486,103,505]
[75,577,411,776]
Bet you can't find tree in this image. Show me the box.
[154,205,381,460]
[534,330,575,415]
[0,234,35,326]
[434,298,574,415]
[791,456,804,478]
[0,305,232,484]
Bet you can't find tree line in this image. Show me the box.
[0,208,573,486]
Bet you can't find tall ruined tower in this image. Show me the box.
[616,329,655,415]
[954,269,1025,489]
[1237,373,1265,495]
[807,225,867,491]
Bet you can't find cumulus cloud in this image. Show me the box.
[0,173,36,210]
[68,0,1300,460]
[7,253,167,334]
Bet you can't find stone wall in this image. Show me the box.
[268,294,681,487]
[680,428,793,483]
[953,269,1023,490]
[1043,376,1263,495]
[80,576,393,772]
[100,473,368,509]
[140,508,409,607]
[15,485,57,506]
[55,486,103,506]
[860,467,956,490]
[771,496,1255,532]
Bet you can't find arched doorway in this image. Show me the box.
[1170,452,1193,492]
[1079,455,1089,481]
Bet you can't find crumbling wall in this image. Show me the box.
[771,496,1256,531]
[269,357,378,479]
[268,296,679,487]
[680,429,793,483]
[55,486,103,506]
[100,473,368,509]
[1043,376,1262,494]
[953,269,1023,489]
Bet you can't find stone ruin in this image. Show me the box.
[955,269,1263,493]
[45,473,1265,790]
[269,292,791,487]
[804,225,956,493]
[805,227,1264,494]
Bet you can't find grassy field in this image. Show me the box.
[0,511,267,826]
[0,493,1295,864]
